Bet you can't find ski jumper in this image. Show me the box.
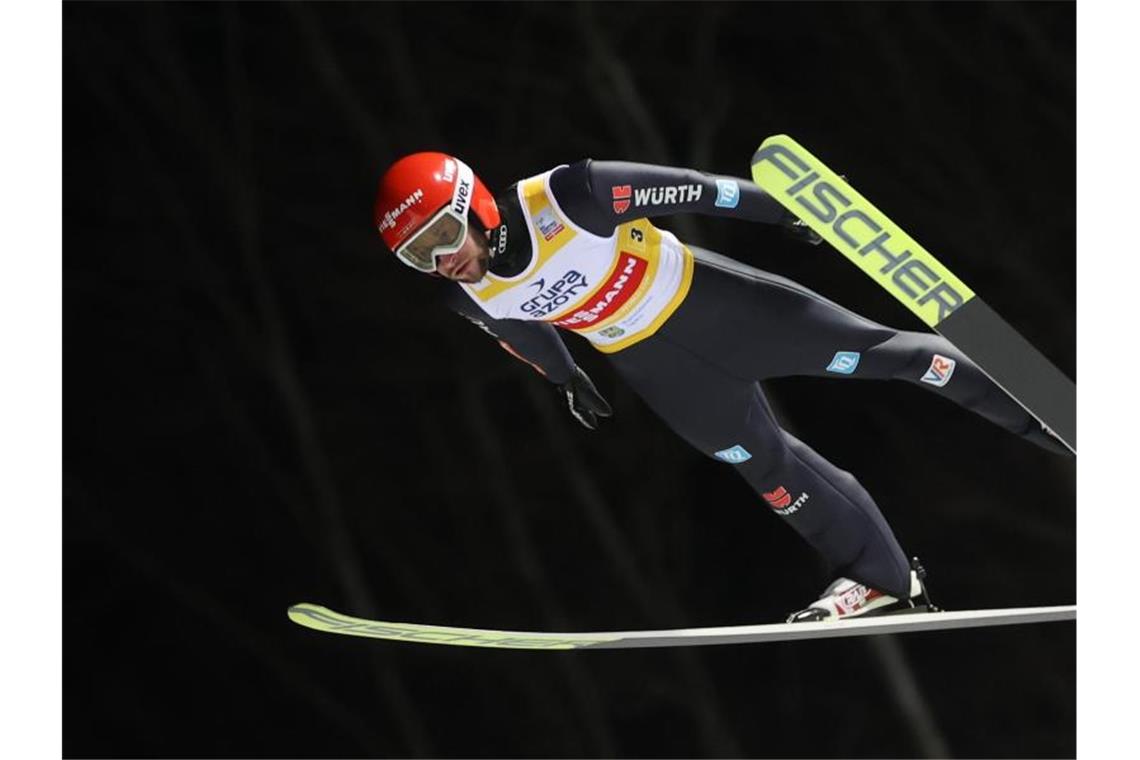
[442,160,1058,598]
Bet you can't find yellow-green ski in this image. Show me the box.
[752,134,974,328]
[288,602,1076,650]
[288,603,621,650]
[751,135,1075,452]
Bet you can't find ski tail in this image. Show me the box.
[750,135,1074,452]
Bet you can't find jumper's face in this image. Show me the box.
[435,226,492,283]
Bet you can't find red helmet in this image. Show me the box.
[374,152,500,272]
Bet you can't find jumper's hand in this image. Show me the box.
[779,209,824,246]
[778,174,847,246]
[560,366,613,430]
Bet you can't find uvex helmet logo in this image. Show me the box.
[611,185,631,214]
[451,177,472,216]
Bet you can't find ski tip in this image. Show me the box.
[288,602,319,614]
[288,603,331,627]
[750,135,804,183]
[752,133,793,156]
[284,603,625,649]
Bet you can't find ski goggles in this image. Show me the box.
[394,160,475,273]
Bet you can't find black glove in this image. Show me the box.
[559,366,613,430]
[779,209,824,246]
[778,174,848,247]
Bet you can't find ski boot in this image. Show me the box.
[787,557,939,623]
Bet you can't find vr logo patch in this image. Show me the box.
[714,179,740,209]
[921,354,956,387]
[714,444,752,463]
[826,351,861,374]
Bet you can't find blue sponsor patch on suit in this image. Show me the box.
[714,444,752,463]
[826,351,861,374]
[714,179,740,209]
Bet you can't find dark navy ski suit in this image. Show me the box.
[443,160,1063,598]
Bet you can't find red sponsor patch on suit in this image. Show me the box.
[611,185,631,214]
[763,486,792,509]
[553,252,648,329]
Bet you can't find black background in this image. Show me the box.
[65,2,1075,757]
